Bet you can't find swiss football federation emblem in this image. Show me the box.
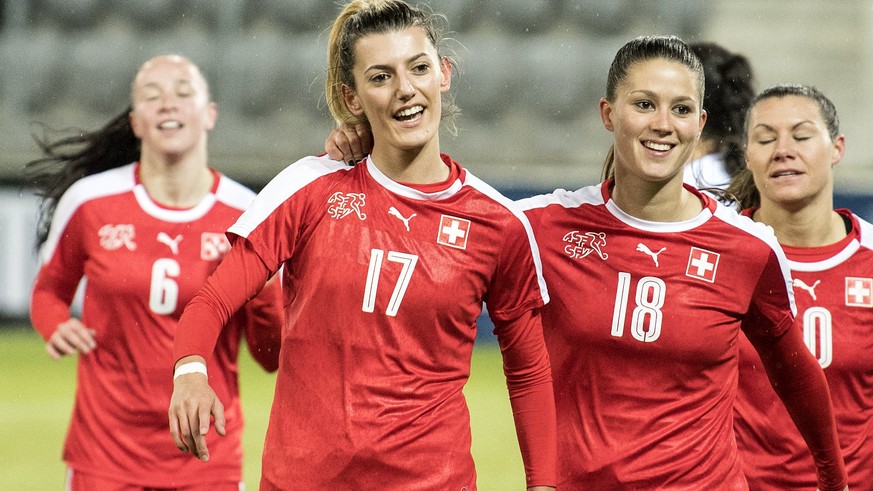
[562,231,608,260]
[327,192,367,220]
[437,215,470,249]
[686,247,719,283]
[201,232,231,261]
[845,276,873,307]
[98,224,137,251]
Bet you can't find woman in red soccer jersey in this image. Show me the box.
[324,35,849,490]
[516,36,847,490]
[168,1,557,490]
[27,54,283,491]
[729,85,871,490]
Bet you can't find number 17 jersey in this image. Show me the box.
[227,154,551,489]
[517,181,795,489]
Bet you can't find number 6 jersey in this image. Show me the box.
[30,162,283,487]
[517,180,796,490]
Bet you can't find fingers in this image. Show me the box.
[47,319,97,359]
[169,373,225,463]
[324,123,372,164]
[168,408,191,454]
[353,123,373,161]
[213,398,227,436]
[192,402,212,462]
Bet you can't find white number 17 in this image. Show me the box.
[362,249,419,316]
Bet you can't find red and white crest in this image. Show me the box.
[327,192,367,220]
[98,223,137,251]
[562,230,608,260]
[845,276,873,307]
[437,215,470,249]
[686,247,719,283]
[201,232,231,261]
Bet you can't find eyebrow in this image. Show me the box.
[753,120,816,132]
[364,52,429,73]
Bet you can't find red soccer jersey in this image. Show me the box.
[735,209,873,490]
[179,154,553,489]
[518,181,795,489]
[30,163,282,487]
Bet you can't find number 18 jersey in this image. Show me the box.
[517,181,795,489]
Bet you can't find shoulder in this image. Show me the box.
[515,184,604,212]
[852,212,873,250]
[57,163,137,213]
[712,203,782,254]
[228,155,353,238]
[52,163,137,228]
[214,174,257,211]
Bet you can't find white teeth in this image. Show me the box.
[396,106,423,118]
[644,141,671,151]
[159,121,181,129]
[772,171,800,177]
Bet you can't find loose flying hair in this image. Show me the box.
[325,0,459,131]
[690,42,755,179]
[727,84,840,210]
[601,35,705,180]
[25,110,140,248]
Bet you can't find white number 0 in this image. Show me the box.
[611,272,666,342]
[802,306,833,368]
[362,249,419,316]
[149,258,180,314]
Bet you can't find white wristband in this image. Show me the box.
[173,361,208,380]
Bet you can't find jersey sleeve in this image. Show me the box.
[744,319,848,490]
[742,247,795,338]
[483,210,549,322]
[493,308,556,487]
[741,247,847,490]
[237,272,283,372]
[173,238,275,363]
[30,209,88,340]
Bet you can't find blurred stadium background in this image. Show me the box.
[1,0,873,487]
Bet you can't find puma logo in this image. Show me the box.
[793,278,821,301]
[157,232,183,255]
[636,243,666,267]
[388,206,416,232]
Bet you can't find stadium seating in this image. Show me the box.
[0,0,711,186]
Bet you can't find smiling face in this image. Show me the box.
[341,27,450,157]
[129,55,217,160]
[745,95,844,210]
[600,58,706,184]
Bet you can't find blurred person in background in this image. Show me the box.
[26,54,283,491]
[168,1,556,489]
[684,42,756,197]
[730,84,871,490]
[325,34,849,490]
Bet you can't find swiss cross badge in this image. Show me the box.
[201,232,231,261]
[845,276,873,307]
[685,246,719,283]
[437,215,470,249]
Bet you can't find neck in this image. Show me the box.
[754,198,845,247]
[610,171,702,222]
[369,139,449,184]
[138,146,213,207]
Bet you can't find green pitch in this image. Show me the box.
[0,327,525,489]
